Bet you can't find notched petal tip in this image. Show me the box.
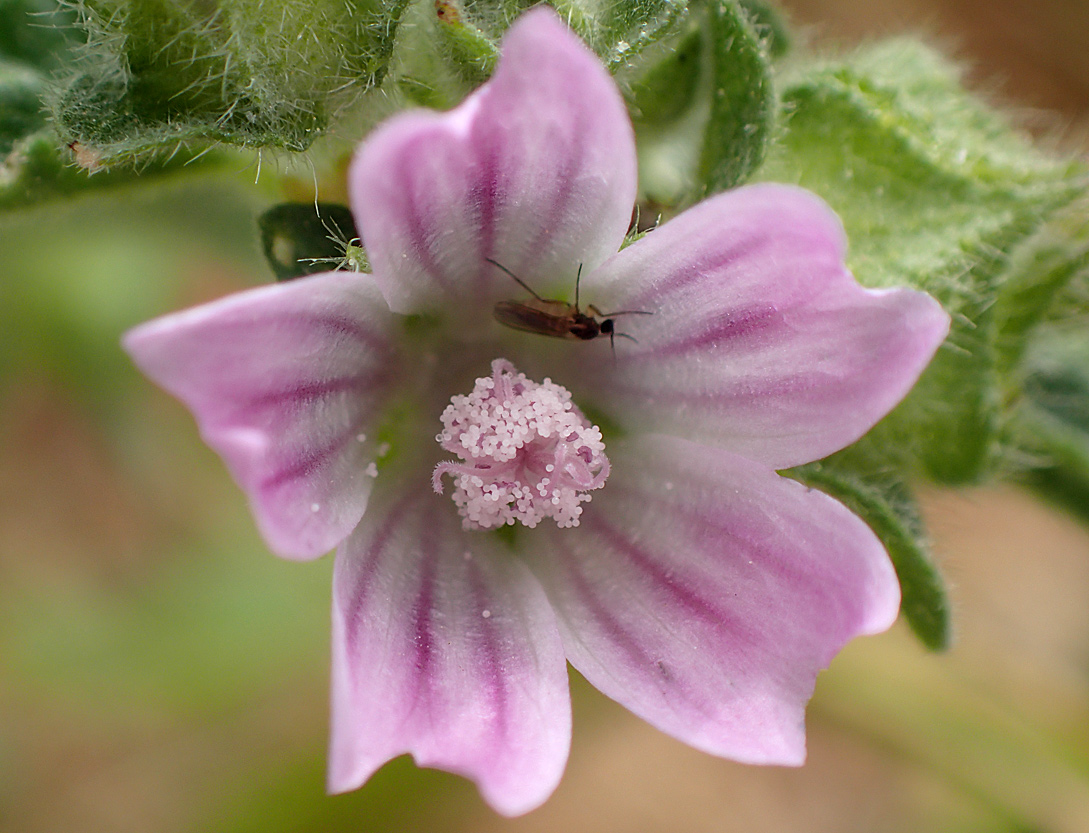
[123,272,398,560]
[580,183,952,468]
[525,435,900,766]
[350,6,637,316]
[329,484,571,815]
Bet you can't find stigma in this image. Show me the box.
[433,358,610,530]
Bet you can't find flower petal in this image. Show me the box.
[328,478,571,816]
[350,7,637,316]
[525,434,899,765]
[578,184,950,468]
[123,272,398,559]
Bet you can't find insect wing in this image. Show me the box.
[493,299,580,339]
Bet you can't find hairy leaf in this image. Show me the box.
[762,40,1088,484]
[698,0,774,192]
[50,0,412,166]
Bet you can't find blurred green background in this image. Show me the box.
[2,1,1089,831]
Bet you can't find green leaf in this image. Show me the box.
[698,0,774,192]
[760,39,1088,484]
[49,0,412,166]
[257,202,364,281]
[787,463,951,651]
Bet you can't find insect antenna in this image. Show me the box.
[485,258,544,301]
[596,309,655,319]
[574,263,583,309]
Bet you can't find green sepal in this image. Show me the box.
[787,462,951,652]
[0,1,237,209]
[1011,329,1089,525]
[760,39,1088,484]
[401,0,691,107]
[385,0,487,112]
[0,0,79,71]
[1022,465,1089,524]
[0,58,46,156]
[697,0,774,193]
[432,1,499,87]
[737,0,790,58]
[994,195,1089,375]
[628,27,702,126]
[1,128,229,209]
[50,0,411,167]
[2,130,98,207]
[531,0,690,70]
[257,202,364,281]
[0,2,82,205]
[591,0,690,71]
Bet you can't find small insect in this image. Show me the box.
[299,215,368,274]
[488,258,651,350]
[67,140,102,173]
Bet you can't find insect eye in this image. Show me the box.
[600,319,615,334]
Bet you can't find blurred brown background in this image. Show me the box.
[781,0,1089,140]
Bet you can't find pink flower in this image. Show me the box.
[124,8,950,817]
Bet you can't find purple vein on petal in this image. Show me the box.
[552,542,658,673]
[394,143,455,293]
[550,538,721,719]
[286,313,394,354]
[583,513,761,652]
[626,304,781,361]
[342,494,417,656]
[520,139,585,270]
[242,369,390,414]
[606,372,815,404]
[633,486,853,637]
[471,144,500,300]
[259,405,379,491]
[622,232,774,311]
[465,558,510,734]
[410,526,438,684]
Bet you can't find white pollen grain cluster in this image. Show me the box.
[432,359,610,530]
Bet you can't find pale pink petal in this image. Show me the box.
[328,478,571,816]
[123,272,399,559]
[576,184,950,469]
[525,434,899,765]
[350,7,637,316]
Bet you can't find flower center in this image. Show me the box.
[433,358,610,530]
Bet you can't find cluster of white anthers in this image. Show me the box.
[433,358,610,530]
